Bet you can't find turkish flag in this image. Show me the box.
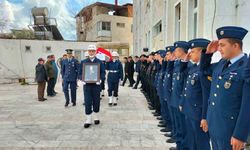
[96,47,112,61]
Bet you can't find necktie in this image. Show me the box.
[223,61,231,71]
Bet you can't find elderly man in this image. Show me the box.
[35,58,47,101]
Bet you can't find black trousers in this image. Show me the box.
[122,74,128,86]
[134,73,141,88]
[47,78,55,96]
[128,72,135,86]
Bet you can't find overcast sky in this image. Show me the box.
[0,0,133,40]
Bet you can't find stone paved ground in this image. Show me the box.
[0,82,175,150]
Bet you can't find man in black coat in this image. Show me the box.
[35,58,48,101]
[122,57,128,86]
[127,56,135,87]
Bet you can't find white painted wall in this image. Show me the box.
[133,0,250,59]
[0,39,95,83]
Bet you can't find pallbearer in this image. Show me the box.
[78,45,105,128]
[106,51,123,106]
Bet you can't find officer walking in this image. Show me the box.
[78,45,105,128]
[61,49,79,107]
[106,51,123,106]
[200,26,250,150]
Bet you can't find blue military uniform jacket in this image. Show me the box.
[180,63,210,121]
[170,60,188,108]
[156,61,167,98]
[106,60,123,82]
[61,58,79,82]
[200,52,249,141]
[163,61,174,102]
[78,57,105,82]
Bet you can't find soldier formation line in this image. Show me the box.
[35,26,250,150]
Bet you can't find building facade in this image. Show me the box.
[133,0,250,58]
[76,2,133,56]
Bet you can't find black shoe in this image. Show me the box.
[158,124,166,127]
[164,133,172,137]
[84,123,91,128]
[94,120,100,125]
[132,87,137,89]
[102,94,104,97]
[38,99,45,101]
[167,138,176,143]
[152,112,159,115]
[159,120,165,124]
[72,103,76,106]
[128,85,132,87]
[160,128,171,132]
[148,106,154,110]
[109,103,112,106]
[65,103,69,107]
[113,103,117,106]
[154,113,161,117]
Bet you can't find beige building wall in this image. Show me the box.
[76,5,133,55]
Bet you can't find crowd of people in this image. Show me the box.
[34,25,250,150]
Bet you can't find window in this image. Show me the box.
[25,46,31,53]
[97,21,111,31]
[175,3,181,41]
[153,21,162,37]
[46,46,51,53]
[193,12,198,38]
[188,0,198,39]
[117,23,125,28]
[194,0,198,8]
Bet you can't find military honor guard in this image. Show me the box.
[78,45,105,128]
[61,49,79,107]
[179,38,211,150]
[169,41,190,150]
[106,51,123,106]
[200,26,250,150]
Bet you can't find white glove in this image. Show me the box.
[81,81,86,85]
[96,80,101,85]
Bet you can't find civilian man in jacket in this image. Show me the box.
[35,58,47,101]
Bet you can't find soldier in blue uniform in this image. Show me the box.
[169,41,190,150]
[106,51,123,106]
[61,49,79,107]
[78,45,105,128]
[200,26,249,150]
[155,50,172,133]
[163,46,177,143]
[179,38,211,150]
